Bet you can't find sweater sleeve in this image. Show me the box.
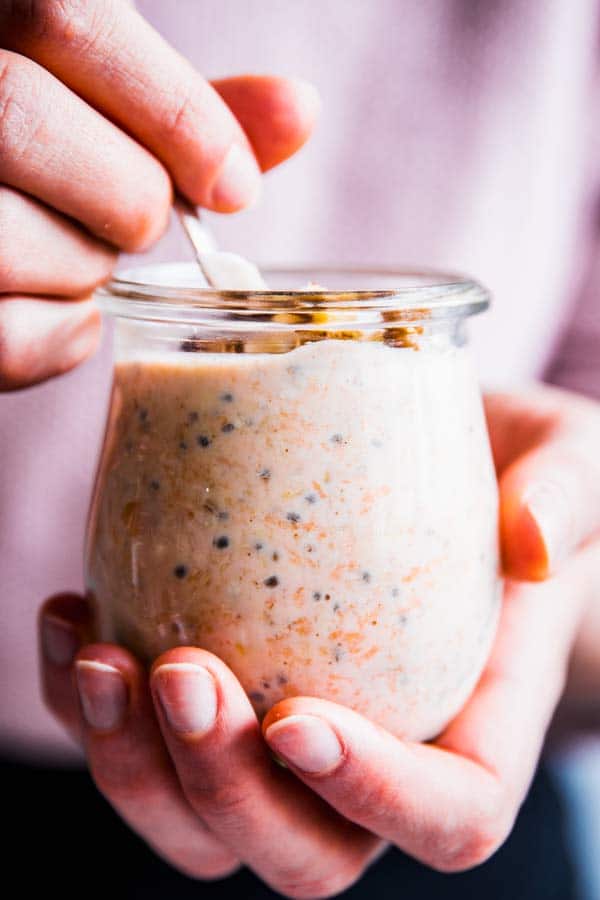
[544,208,600,399]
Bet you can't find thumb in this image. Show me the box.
[500,435,600,580]
[212,75,320,172]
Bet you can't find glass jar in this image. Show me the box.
[87,264,501,741]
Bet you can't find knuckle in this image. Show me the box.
[339,782,386,825]
[0,48,24,109]
[0,50,45,165]
[329,777,400,835]
[52,1,122,67]
[0,1,54,44]
[1,1,108,51]
[121,168,172,252]
[176,856,240,882]
[428,792,512,873]
[90,770,171,819]
[188,779,251,821]
[432,828,501,873]
[88,753,161,804]
[88,763,130,801]
[159,91,199,145]
[275,865,363,900]
[157,87,230,167]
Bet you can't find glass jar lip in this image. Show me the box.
[97,262,490,323]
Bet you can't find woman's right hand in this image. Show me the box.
[0,0,318,390]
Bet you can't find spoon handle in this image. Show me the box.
[174,194,218,285]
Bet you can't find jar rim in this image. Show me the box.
[97,262,490,324]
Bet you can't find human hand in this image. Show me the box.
[0,0,318,389]
[39,385,600,897]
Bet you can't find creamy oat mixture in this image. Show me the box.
[86,333,500,741]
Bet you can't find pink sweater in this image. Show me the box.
[2,0,600,761]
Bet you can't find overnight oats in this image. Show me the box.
[87,264,501,741]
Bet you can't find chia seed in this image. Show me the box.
[249,691,265,704]
[213,535,230,549]
[179,441,188,451]
[254,542,264,551]
[181,336,202,352]
[362,571,371,583]
[304,493,317,504]
[188,411,199,423]
[277,674,288,685]
[313,592,322,601]
[197,435,211,447]
[330,433,344,444]
[264,575,279,588]
[138,408,148,422]
[173,564,188,579]
[220,392,234,403]
[221,422,235,433]
[150,480,160,491]
[258,468,271,480]
[286,512,301,523]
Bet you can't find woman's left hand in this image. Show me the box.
[40,385,600,898]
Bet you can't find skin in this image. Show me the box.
[3,2,600,896]
[39,388,600,897]
[0,0,319,388]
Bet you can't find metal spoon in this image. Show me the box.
[174,194,219,285]
[174,194,267,291]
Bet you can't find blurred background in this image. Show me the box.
[554,740,600,900]
[3,1,600,897]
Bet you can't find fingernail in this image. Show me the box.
[209,144,261,211]
[525,480,571,572]
[265,715,343,775]
[75,660,128,732]
[288,78,322,131]
[41,614,80,666]
[153,663,218,736]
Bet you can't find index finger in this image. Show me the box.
[149,646,380,897]
[2,0,316,211]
